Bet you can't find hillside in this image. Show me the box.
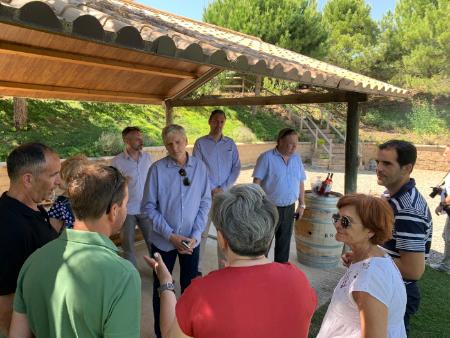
[0,99,291,161]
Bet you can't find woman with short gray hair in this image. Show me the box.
[146,184,317,338]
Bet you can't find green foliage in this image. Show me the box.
[203,0,328,58]
[382,0,450,93]
[322,0,379,76]
[407,101,446,135]
[0,99,288,161]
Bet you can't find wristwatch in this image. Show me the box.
[158,282,175,296]
[299,204,306,209]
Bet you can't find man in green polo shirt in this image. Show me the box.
[9,164,141,338]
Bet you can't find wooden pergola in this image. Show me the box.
[0,0,410,193]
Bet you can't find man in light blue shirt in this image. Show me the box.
[253,128,306,263]
[141,124,211,338]
[112,126,152,267]
[193,109,241,270]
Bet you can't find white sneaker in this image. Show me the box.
[430,263,450,274]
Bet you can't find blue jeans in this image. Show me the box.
[151,244,199,338]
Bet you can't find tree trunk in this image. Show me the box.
[13,97,28,130]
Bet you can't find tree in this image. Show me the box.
[203,0,328,58]
[322,0,380,76]
[13,97,28,130]
[386,0,450,94]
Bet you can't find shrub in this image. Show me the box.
[231,126,257,143]
[408,102,445,135]
[93,131,123,156]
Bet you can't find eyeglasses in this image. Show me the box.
[106,166,124,214]
[178,168,191,186]
[331,213,352,229]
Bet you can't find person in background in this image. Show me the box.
[0,143,60,337]
[9,164,141,338]
[318,194,407,338]
[193,109,241,271]
[146,184,316,338]
[431,143,450,274]
[375,140,432,336]
[253,128,306,262]
[142,124,211,338]
[112,126,153,267]
[48,154,89,232]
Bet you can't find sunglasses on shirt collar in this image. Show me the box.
[178,168,191,186]
[331,213,352,229]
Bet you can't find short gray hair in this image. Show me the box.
[211,184,278,257]
[161,124,186,142]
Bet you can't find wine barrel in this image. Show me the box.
[294,190,343,269]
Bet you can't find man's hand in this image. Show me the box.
[169,234,194,255]
[144,253,173,284]
[435,204,444,216]
[295,204,306,219]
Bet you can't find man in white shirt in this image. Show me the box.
[193,110,241,270]
[432,143,450,274]
[112,127,152,266]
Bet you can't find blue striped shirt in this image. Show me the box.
[382,179,433,266]
[141,154,211,251]
[193,135,241,191]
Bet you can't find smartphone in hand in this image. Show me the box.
[181,240,191,249]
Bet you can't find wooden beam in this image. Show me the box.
[0,80,163,104]
[0,41,197,80]
[344,94,361,194]
[168,68,223,100]
[169,91,367,107]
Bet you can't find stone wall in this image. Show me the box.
[361,143,448,171]
[0,142,445,195]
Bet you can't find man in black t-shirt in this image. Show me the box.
[0,143,61,337]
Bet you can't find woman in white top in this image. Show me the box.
[317,193,407,338]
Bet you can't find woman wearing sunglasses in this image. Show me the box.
[317,194,407,338]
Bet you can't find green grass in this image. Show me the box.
[0,99,292,161]
[307,266,450,338]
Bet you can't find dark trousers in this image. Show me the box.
[274,204,295,263]
[404,281,421,337]
[151,244,199,338]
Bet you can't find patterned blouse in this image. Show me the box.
[48,195,75,229]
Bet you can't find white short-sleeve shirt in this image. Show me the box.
[317,255,407,338]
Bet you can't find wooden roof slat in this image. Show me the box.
[0,80,163,104]
[169,92,368,107]
[0,41,197,79]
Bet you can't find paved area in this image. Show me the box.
[134,165,447,337]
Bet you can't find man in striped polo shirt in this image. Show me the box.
[376,140,433,336]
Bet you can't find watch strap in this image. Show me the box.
[158,282,175,296]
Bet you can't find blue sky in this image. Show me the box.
[140,0,396,21]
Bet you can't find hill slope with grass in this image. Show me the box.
[0,99,291,161]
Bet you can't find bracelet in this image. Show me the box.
[158,282,175,296]
[299,204,306,209]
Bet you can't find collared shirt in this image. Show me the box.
[193,135,241,190]
[252,148,306,207]
[112,150,152,215]
[0,192,57,295]
[382,179,433,282]
[14,229,141,338]
[141,154,211,251]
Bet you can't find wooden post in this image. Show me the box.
[344,95,361,194]
[13,97,28,129]
[163,100,173,125]
[252,75,262,115]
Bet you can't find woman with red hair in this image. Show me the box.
[317,194,407,338]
